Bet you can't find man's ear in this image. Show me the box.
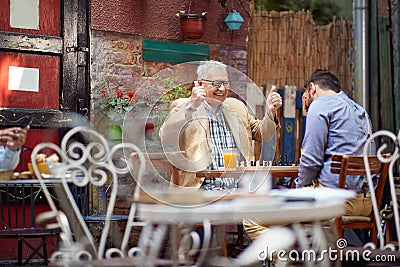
[309,82,317,96]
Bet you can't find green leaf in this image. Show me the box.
[125,106,134,112]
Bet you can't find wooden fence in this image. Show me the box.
[248,10,353,94]
[248,10,353,164]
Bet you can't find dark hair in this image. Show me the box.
[304,69,341,93]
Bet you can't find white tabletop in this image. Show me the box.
[137,187,355,224]
[137,196,345,225]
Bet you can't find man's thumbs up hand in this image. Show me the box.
[267,85,282,113]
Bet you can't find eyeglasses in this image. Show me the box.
[202,79,230,88]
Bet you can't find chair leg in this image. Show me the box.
[370,227,378,246]
[18,236,23,266]
[42,236,48,265]
[219,225,228,257]
[20,236,49,265]
[228,224,246,258]
[235,224,244,248]
[334,217,344,239]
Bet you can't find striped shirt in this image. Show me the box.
[203,101,236,169]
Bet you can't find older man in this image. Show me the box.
[160,60,282,189]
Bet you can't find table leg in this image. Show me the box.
[292,222,335,267]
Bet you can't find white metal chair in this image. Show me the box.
[126,152,214,266]
[363,129,400,251]
[33,126,211,266]
[32,126,146,264]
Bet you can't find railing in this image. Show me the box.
[0,179,60,265]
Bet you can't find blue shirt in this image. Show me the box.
[295,91,375,192]
[0,146,20,171]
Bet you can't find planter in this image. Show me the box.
[108,124,123,143]
[179,13,206,39]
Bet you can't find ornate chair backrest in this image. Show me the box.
[31,126,146,262]
[364,129,400,251]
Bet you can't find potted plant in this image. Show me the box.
[176,10,207,39]
[93,76,191,142]
[93,84,139,141]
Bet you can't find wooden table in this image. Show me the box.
[196,165,299,178]
[196,165,299,189]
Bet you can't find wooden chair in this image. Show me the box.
[129,152,182,189]
[330,154,390,245]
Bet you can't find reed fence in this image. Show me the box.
[248,10,353,95]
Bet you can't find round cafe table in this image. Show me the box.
[135,188,352,267]
[137,196,344,225]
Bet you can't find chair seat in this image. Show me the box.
[329,215,371,227]
[83,214,129,222]
[0,227,60,238]
[342,215,371,224]
[0,227,60,266]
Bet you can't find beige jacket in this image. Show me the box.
[160,97,279,188]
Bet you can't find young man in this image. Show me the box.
[0,127,28,170]
[297,69,374,191]
[244,69,375,240]
[160,60,282,189]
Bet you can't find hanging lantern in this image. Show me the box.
[224,10,244,30]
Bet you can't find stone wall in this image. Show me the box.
[90,29,248,133]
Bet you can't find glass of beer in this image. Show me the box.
[223,148,238,170]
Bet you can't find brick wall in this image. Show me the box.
[90,30,248,134]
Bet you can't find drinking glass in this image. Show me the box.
[222,148,238,170]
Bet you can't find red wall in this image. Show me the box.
[0,0,60,36]
[0,52,60,109]
[90,0,248,47]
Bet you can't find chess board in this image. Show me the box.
[196,165,299,178]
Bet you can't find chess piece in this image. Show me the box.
[284,155,289,166]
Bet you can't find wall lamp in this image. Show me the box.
[224,10,244,30]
